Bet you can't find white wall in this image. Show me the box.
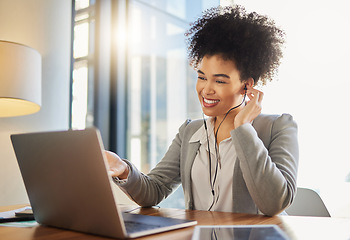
[0,0,71,206]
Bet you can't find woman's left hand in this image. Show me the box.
[234,86,264,128]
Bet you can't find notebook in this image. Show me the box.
[11,128,197,239]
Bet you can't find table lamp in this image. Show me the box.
[0,40,41,117]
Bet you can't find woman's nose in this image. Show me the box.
[203,81,215,95]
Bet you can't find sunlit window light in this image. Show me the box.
[72,61,88,130]
[73,22,89,59]
[75,0,89,11]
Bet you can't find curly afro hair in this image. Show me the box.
[185,5,285,85]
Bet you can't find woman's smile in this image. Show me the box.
[202,96,220,108]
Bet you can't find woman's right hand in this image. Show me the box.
[104,150,130,179]
[234,85,263,128]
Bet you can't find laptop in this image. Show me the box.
[11,128,197,239]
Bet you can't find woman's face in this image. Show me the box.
[196,55,246,117]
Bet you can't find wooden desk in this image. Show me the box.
[1,204,350,240]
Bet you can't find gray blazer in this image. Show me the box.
[117,113,299,216]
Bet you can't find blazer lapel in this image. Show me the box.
[182,141,201,209]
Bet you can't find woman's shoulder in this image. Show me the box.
[253,113,297,144]
[177,119,204,139]
[179,119,203,131]
[254,113,296,128]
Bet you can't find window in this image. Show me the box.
[125,0,220,208]
[71,0,219,208]
[71,0,95,130]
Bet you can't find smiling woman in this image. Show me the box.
[105,5,298,216]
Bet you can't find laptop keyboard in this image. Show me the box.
[124,221,163,233]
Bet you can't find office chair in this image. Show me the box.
[285,187,331,217]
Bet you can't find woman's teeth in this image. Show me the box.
[203,97,219,104]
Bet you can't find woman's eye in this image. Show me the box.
[198,76,206,80]
[216,80,226,84]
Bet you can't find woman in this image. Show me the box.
[105,5,298,216]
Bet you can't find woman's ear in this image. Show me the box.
[241,78,254,94]
[245,77,254,88]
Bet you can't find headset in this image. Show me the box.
[203,85,247,211]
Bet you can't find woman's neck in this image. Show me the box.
[213,105,243,144]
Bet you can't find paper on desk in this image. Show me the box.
[0,207,38,228]
[0,221,38,228]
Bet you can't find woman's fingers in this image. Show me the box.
[246,86,263,103]
[104,150,129,178]
[234,86,264,128]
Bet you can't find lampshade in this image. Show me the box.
[0,40,41,117]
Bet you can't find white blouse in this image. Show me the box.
[190,118,237,212]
